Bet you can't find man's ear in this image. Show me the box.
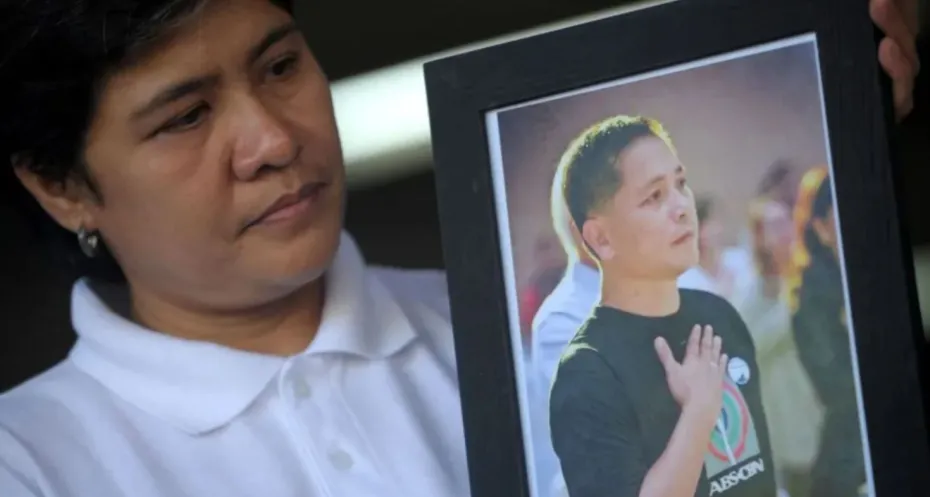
[581,216,614,261]
[11,157,97,234]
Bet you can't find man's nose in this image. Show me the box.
[671,189,692,221]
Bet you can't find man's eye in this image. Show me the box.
[159,104,209,134]
[644,190,662,205]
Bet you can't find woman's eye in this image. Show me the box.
[677,177,687,189]
[159,104,209,134]
[268,55,298,78]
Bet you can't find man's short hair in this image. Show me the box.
[0,0,293,281]
[549,168,579,262]
[556,115,675,237]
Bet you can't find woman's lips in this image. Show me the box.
[246,181,328,230]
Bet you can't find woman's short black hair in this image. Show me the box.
[0,0,293,282]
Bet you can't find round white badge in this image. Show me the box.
[727,357,751,385]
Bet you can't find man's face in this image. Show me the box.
[582,135,698,280]
[75,0,344,309]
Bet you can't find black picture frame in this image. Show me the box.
[424,1,930,496]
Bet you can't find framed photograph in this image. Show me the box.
[424,1,930,496]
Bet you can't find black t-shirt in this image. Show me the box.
[792,257,858,411]
[791,258,865,495]
[549,289,777,497]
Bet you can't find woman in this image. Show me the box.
[0,2,468,496]
[786,167,866,497]
[731,190,823,497]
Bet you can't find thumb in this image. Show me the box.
[654,337,678,374]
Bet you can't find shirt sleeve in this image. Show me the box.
[0,467,39,497]
[791,291,855,406]
[0,429,42,497]
[532,312,584,395]
[716,294,763,357]
[549,346,646,497]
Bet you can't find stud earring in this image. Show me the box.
[77,226,100,258]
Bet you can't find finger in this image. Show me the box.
[879,38,917,119]
[894,79,915,121]
[879,37,919,81]
[711,335,723,362]
[654,337,678,375]
[871,0,920,69]
[719,354,729,379]
[700,325,714,358]
[895,0,920,36]
[686,325,701,359]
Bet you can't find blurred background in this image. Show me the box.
[1,0,929,399]
[497,40,825,298]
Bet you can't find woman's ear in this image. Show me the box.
[581,216,613,261]
[11,157,97,234]
[810,215,834,248]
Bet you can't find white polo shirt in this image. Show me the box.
[527,261,599,497]
[0,233,470,497]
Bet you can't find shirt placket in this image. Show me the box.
[284,355,387,496]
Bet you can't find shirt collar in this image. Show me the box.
[304,233,418,359]
[568,260,600,294]
[68,232,418,435]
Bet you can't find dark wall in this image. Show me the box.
[345,173,444,269]
[300,0,636,80]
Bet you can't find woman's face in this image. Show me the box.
[19,0,346,310]
[812,206,839,257]
[757,200,794,274]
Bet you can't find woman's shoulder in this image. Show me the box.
[0,359,101,447]
[368,266,451,319]
[367,267,459,368]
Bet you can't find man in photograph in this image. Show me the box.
[549,115,778,497]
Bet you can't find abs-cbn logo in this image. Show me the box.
[709,458,765,495]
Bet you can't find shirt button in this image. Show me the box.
[328,448,354,471]
[293,379,311,400]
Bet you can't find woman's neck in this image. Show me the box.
[127,278,325,357]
